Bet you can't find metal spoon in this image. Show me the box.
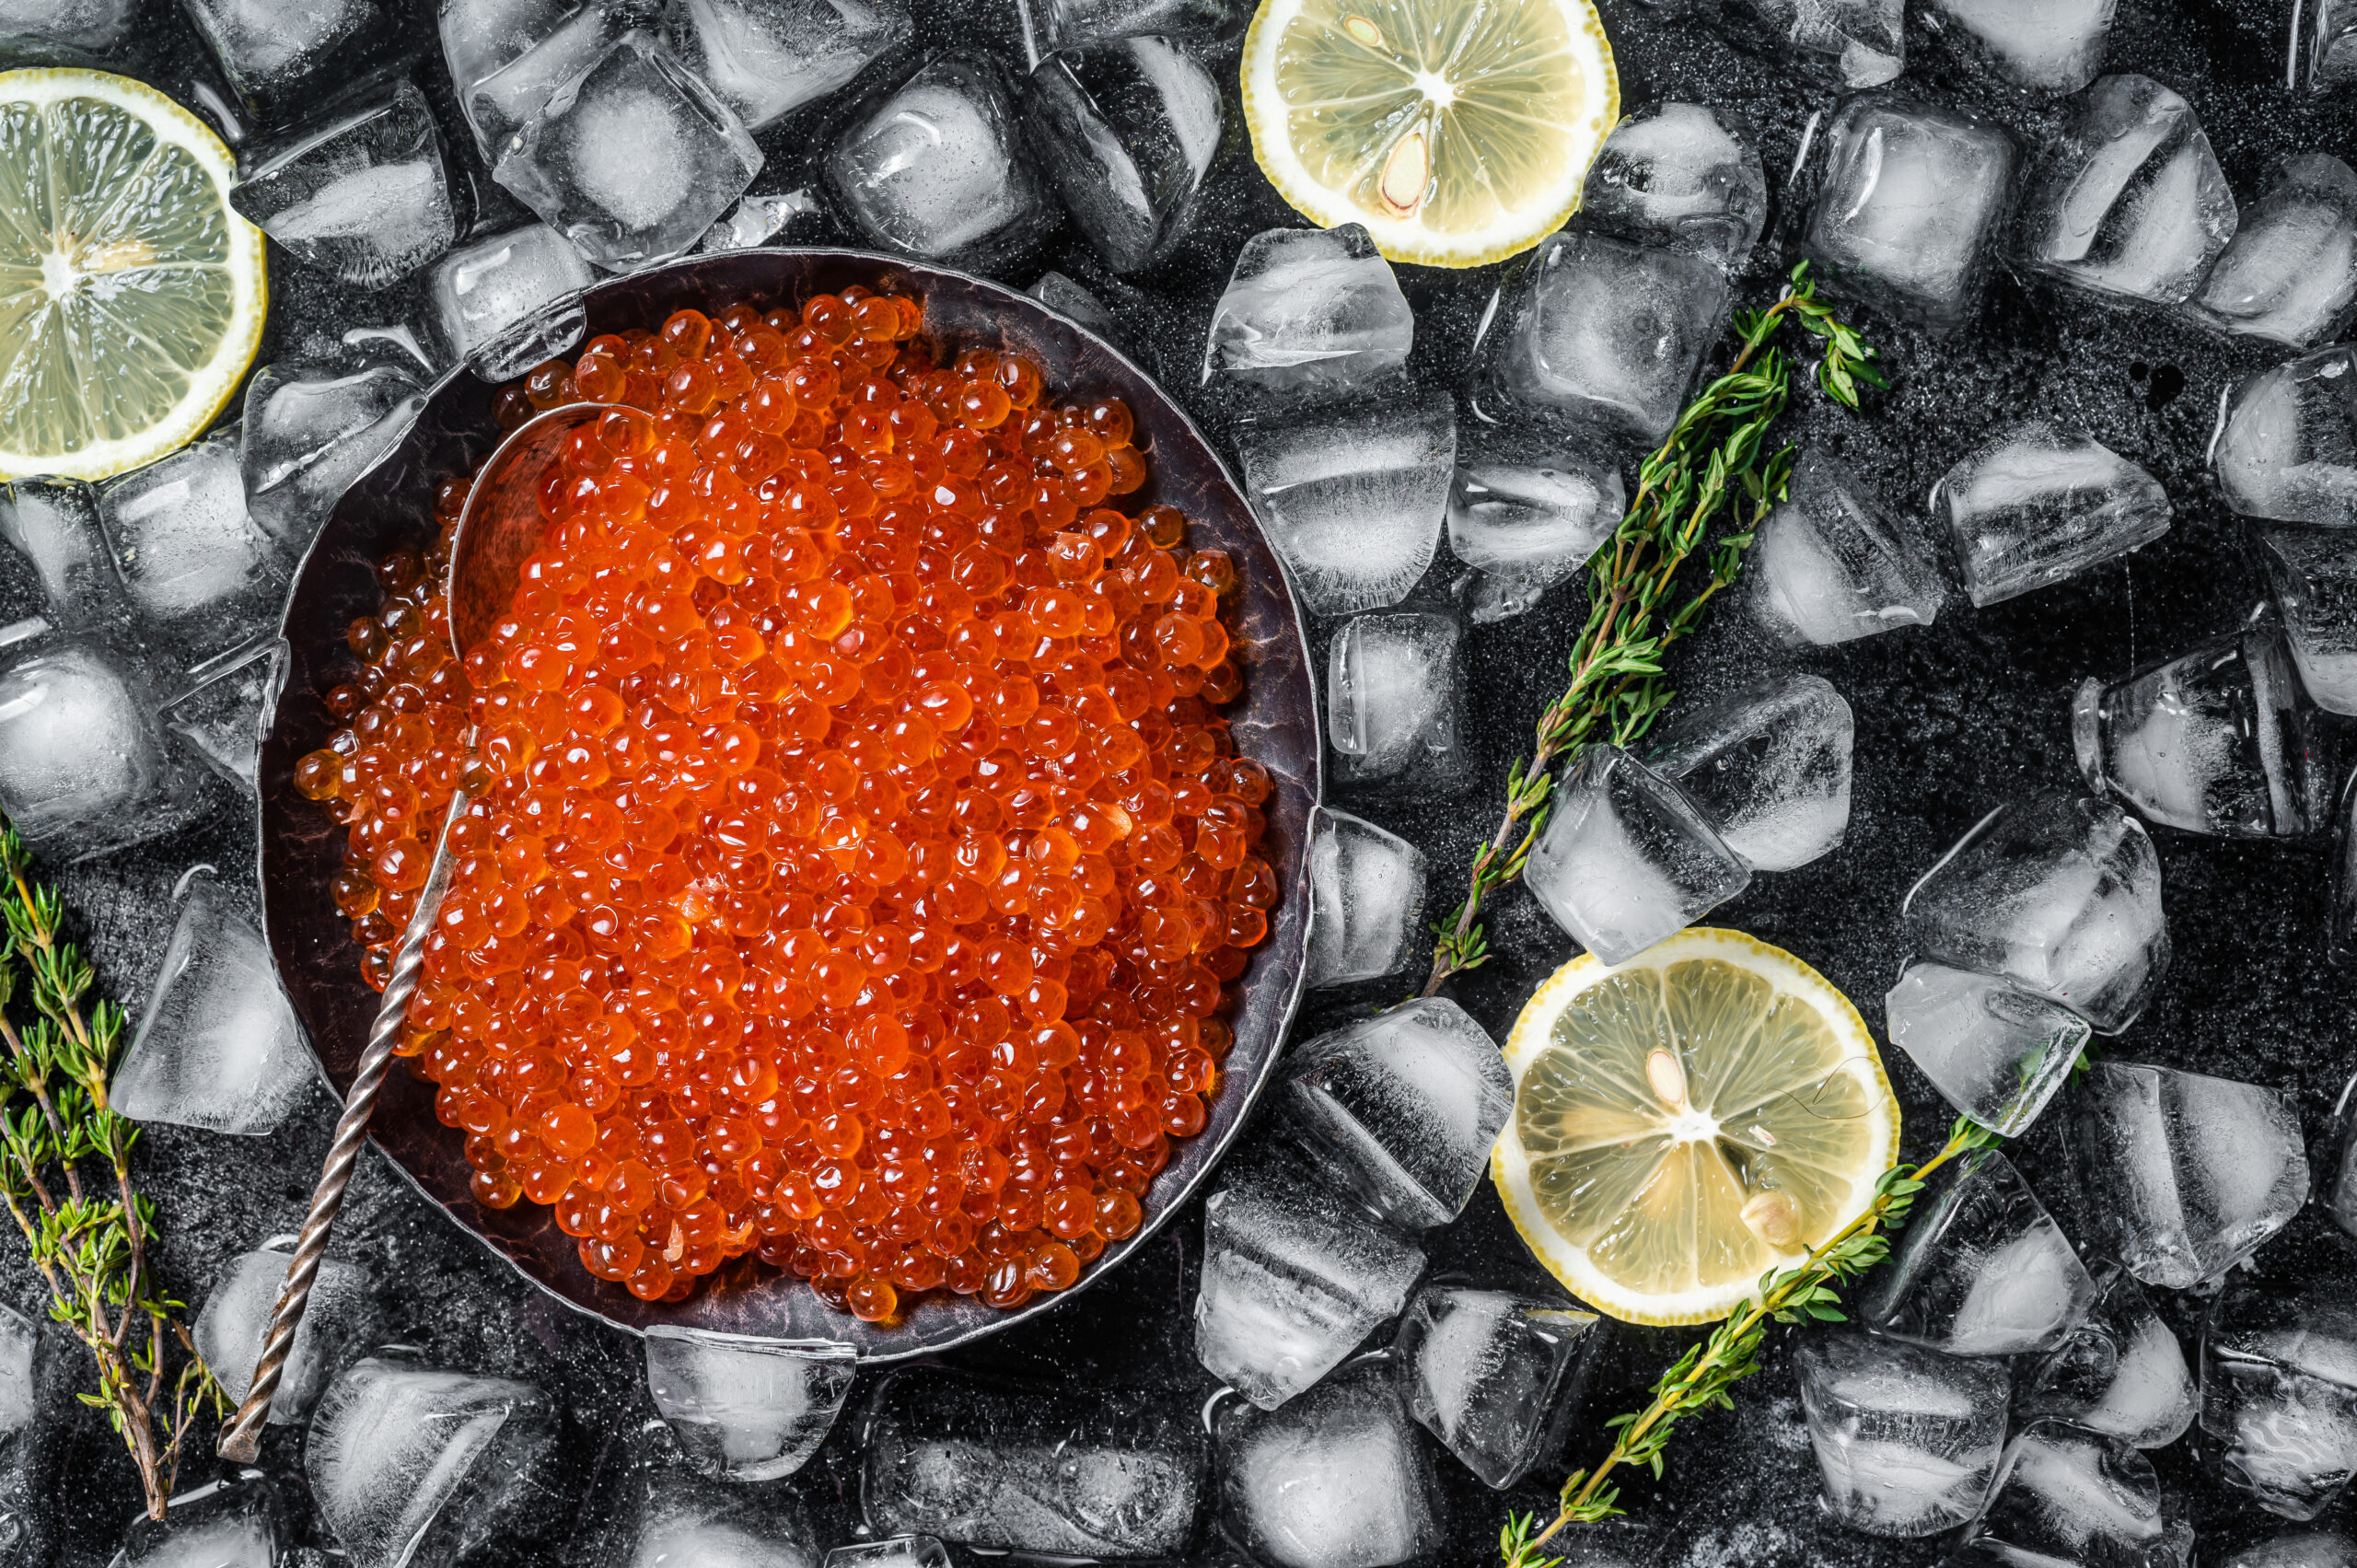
[218,402,640,1462]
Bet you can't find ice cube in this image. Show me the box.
[1884,960,2090,1137]
[1028,270,1121,340]
[2071,1058,2308,1291]
[2313,0,2357,91]
[97,435,299,669]
[696,189,823,251]
[643,1329,855,1481]
[439,0,575,152]
[1746,450,1943,647]
[230,79,458,290]
[0,0,137,56]
[2073,624,2334,838]
[427,223,598,380]
[824,1537,949,1568]
[1324,609,1470,798]
[2194,155,2357,348]
[112,870,315,1135]
[0,1303,68,1565]
[1863,1147,2097,1356]
[495,30,762,272]
[1901,794,2169,1032]
[162,638,285,790]
[0,479,112,631]
[1643,673,1853,873]
[1797,89,2019,333]
[1280,997,1510,1232]
[1446,456,1622,607]
[1195,1138,1424,1410]
[1633,0,1899,86]
[464,0,634,158]
[194,1242,372,1424]
[614,1469,819,1568]
[177,0,382,106]
[1213,1366,1442,1568]
[1918,0,2115,92]
[1305,806,1427,989]
[2211,1533,2357,1568]
[1935,423,2171,608]
[2205,1250,2357,1519]
[828,51,1050,266]
[0,630,203,860]
[113,1474,285,1568]
[2217,343,2357,527]
[1391,1285,1601,1490]
[1022,37,1224,274]
[661,0,908,131]
[1521,742,1751,965]
[1579,100,1767,269]
[1958,1419,2190,1567]
[859,1367,1208,1556]
[1236,389,1454,618]
[2018,73,2236,308]
[308,1353,560,1568]
[241,362,427,544]
[2018,1266,2196,1449]
[1040,0,1237,47]
[1202,225,1412,401]
[1477,231,1732,443]
[1789,1326,2010,1538]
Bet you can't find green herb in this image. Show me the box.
[1418,261,1884,997]
[0,821,224,1520]
[1499,1115,2001,1568]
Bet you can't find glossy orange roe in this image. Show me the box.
[292,289,1276,1322]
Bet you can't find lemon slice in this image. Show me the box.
[0,69,266,482]
[1493,928,1900,1326]
[1240,0,1619,267]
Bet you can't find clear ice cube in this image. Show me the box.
[1790,1326,2011,1538]
[1797,89,2019,333]
[1305,805,1428,989]
[2251,525,2357,716]
[2194,155,2357,348]
[826,1538,949,1568]
[1028,270,1121,340]
[660,0,909,131]
[1643,672,1853,873]
[612,1469,819,1568]
[858,1367,1208,1556]
[1195,1138,1424,1410]
[1325,609,1470,797]
[427,223,598,380]
[112,870,315,1135]
[1957,1419,2190,1567]
[194,1243,371,1423]
[2018,1265,2197,1449]
[2019,73,2236,307]
[2204,1250,2357,1519]
[1884,959,2090,1137]
[162,638,285,790]
[2071,1058,2308,1290]
[177,0,382,105]
[1391,1285,1601,1490]
[464,0,633,158]
[0,0,137,56]
[1213,1365,1442,1568]
[1937,422,2172,607]
[1919,0,2115,93]
[0,1301,64,1564]
[1747,450,1943,647]
[2314,0,2357,91]
[2210,1532,2357,1568]
[2073,624,2334,838]
[114,1475,284,1568]
[1446,456,1622,608]
[439,0,575,154]
[241,362,427,544]
[1201,225,1412,401]
[1236,389,1454,618]
[495,30,763,272]
[1039,0,1239,47]
[642,1329,855,1481]
[1862,1147,2097,1356]
[1901,794,2169,1032]
[230,79,458,290]
[1478,231,1731,443]
[2216,343,2357,527]
[1580,100,1767,269]
[1279,996,1511,1231]
[1021,37,1224,274]
[1521,742,1751,965]
[0,629,203,859]
[97,435,298,671]
[828,51,1050,266]
[307,1353,560,1568]
[0,478,113,632]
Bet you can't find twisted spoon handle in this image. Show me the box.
[216,785,469,1463]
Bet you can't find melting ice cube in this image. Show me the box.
[1392,1284,1601,1490]
[1305,806,1427,990]
[1958,1419,2190,1566]
[1325,609,1470,798]
[113,1474,285,1568]
[230,79,458,290]
[828,51,1050,267]
[2195,154,2357,349]
[642,1329,855,1481]
[660,0,909,131]
[1446,455,1622,617]
[1935,422,2171,608]
[1746,450,1943,647]
[1863,1147,2097,1356]
[161,639,286,791]
[1791,1326,2010,1538]
[427,223,598,381]
[2018,1265,2196,1449]
[1213,1365,1442,1568]
[1202,225,1412,401]
[0,632,202,859]
[1021,37,1224,274]
[1580,100,1767,269]
[1521,742,1750,964]
[97,436,299,671]
[1918,0,2115,92]
[1643,672,1853,873]
[1885,960,2090,1136]
[195,1243,372,1423]
[241,362,427,544]
[1237,390,1454,618]
[2215,343,2357,527]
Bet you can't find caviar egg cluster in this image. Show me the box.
[293,288,1277,1322]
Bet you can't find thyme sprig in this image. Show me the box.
[1419,261,1884,997]
[1499,1116,2002,1568]
[0,822,224,1520]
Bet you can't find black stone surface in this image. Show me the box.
[17,0,2357,1563]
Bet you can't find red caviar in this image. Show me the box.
[294,290,1274,1321]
